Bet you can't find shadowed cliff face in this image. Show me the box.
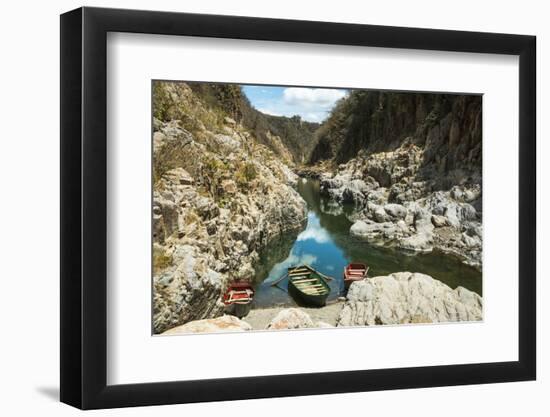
[309,91,483,270]
[309,91,482,189]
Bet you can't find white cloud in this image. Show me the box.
[304,112,325,123]
[283,88,347,107]
[256,107,281,117]
[297,227,330,244]
[248,87,347,123]
[264,253,318,283]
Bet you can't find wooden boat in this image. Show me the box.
[287,265,331,307]
[343,263,369,288]
[222,281,254,318]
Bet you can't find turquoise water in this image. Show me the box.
[252,179,482,308]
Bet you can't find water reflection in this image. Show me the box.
[253,179,482,308]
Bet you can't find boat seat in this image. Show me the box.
[227,296,251,303]
[289,272,310,278]
[297,284,325,289]
[292,278,317,283]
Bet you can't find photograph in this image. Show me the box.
[152,81,483,335]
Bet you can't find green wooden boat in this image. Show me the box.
[287,265,331,307]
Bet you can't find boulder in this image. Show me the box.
[337,272,482,326]
[373,205,389,223]
[266,308,315,330]
[195,197,219,220]
[341,179,369,204]
[366,188,389,204]
[396,206,435,252]
[153,131,167,152]
[162,315,252,334]
[463,189,477,202]
[214,134,241,151]
[461,232,481,248]
[431,215,448,227]
[164,167,194,185]
[350,220,371,238]
[350,219,403,242]
[397,233,433,253]
[153,195,179,240]
[384,203,407,219]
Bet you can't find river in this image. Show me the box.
[252,178,482,308]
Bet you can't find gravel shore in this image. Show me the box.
[242,300,345,330]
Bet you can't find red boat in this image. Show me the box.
[343,263,369,288]
[222,281,255,318]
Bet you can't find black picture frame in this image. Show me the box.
[60,6,536,410]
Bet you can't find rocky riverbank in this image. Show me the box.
[153,83,484,335]
[316,142,482,270]
[153,83,307,334]
[306,91,483,270]
[160,272,482,334]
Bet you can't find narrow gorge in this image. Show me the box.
[152,82,483,334]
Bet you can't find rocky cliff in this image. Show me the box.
[307,91,482,269]
[152,82,307,333]
[188,83,319,164]
[310,91,482,188]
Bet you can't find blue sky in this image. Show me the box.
[242,85,347,123]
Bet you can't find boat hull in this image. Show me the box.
[287,265,331,307]
[343,263,368,289]
[288,282,329,307]
[223,281,254,318]
[224,302,252,318]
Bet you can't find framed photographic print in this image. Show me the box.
[60,6,536,409]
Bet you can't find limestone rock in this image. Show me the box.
[309,104,482,270]
[320,173,378,206]
[164,167,194,185]
[153,131,167,152]
[162,315,252,334]
[431,215,448,227]
[397,232,433,253]
[151,83,308,334]
[384,203,407,219]
[266,308,315,330]
[337,273,482,326]
[350,220,372,238]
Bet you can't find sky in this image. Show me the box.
[242,85,347,123]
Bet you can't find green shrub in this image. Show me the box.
[235,162,257,188]
[153,248,172,273]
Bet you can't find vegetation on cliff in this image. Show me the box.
[152,81,308,333]
[309,91,482,188]
[152,82,483,333]
[186,83,320,163]
[310,90,483,269]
